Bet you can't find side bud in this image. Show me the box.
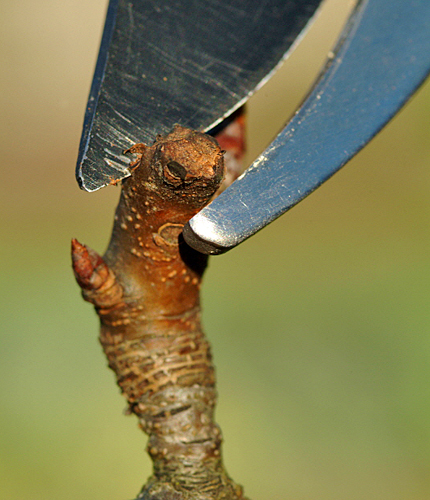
[71,239,123,309]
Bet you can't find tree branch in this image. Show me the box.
[72,125,247,500]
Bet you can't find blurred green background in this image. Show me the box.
[1,1,430,499]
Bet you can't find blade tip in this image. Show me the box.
[182,222,229,255]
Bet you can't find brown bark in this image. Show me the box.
[72,125,247,500]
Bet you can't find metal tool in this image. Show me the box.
[77,0,430,254]
[184,0,430,253]
[77,0,323,192]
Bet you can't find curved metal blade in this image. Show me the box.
[77,0,324,192]
[184,0,430,255]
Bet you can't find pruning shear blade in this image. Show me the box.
[76,0,323,192]
[184,0,430,254]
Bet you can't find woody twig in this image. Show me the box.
[72,125,247,500]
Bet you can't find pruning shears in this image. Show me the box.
[77,0,430,254]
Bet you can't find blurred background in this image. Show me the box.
[1,0,430,499]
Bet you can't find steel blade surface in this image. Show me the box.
[184,0,430,254]
[77,0,324,191]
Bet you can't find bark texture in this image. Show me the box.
[72,126,247,500]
